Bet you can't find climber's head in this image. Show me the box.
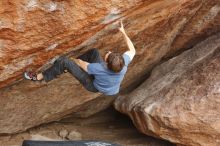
[105,51,125,73]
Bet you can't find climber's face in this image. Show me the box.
[104,51,112,62]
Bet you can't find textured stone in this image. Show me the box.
[0,0,220,134]
[114,33,220,146]
[67,130,82,140]
[59,129,68,140]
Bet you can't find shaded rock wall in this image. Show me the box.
[0,107,175,146]
[114,33,220,146]
[0,0,219,134]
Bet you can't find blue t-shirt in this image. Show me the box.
[87,53,131,95]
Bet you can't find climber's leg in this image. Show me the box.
[42,56,98,92]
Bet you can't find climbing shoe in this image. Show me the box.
[24,71,38,81]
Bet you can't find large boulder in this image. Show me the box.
[0,0,219,134]
[114,33,220,146]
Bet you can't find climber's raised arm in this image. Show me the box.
[119,21,136,60]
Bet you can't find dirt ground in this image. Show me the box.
[0,107,175,146]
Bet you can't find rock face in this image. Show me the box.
[0,0,220,134]
[114,33,220,146]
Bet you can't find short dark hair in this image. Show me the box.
[106,52,125,73]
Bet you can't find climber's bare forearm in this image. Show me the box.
[122,32,136,54]
[75,59,89,72]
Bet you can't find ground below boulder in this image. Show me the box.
[0,107,174,146]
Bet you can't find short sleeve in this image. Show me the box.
[87,63,99,75]
[123,53,132,66]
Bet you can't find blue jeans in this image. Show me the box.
[42,49,103,92]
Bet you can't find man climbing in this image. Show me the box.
[24,21,136,96]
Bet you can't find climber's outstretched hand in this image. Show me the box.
[118,20,126,34]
